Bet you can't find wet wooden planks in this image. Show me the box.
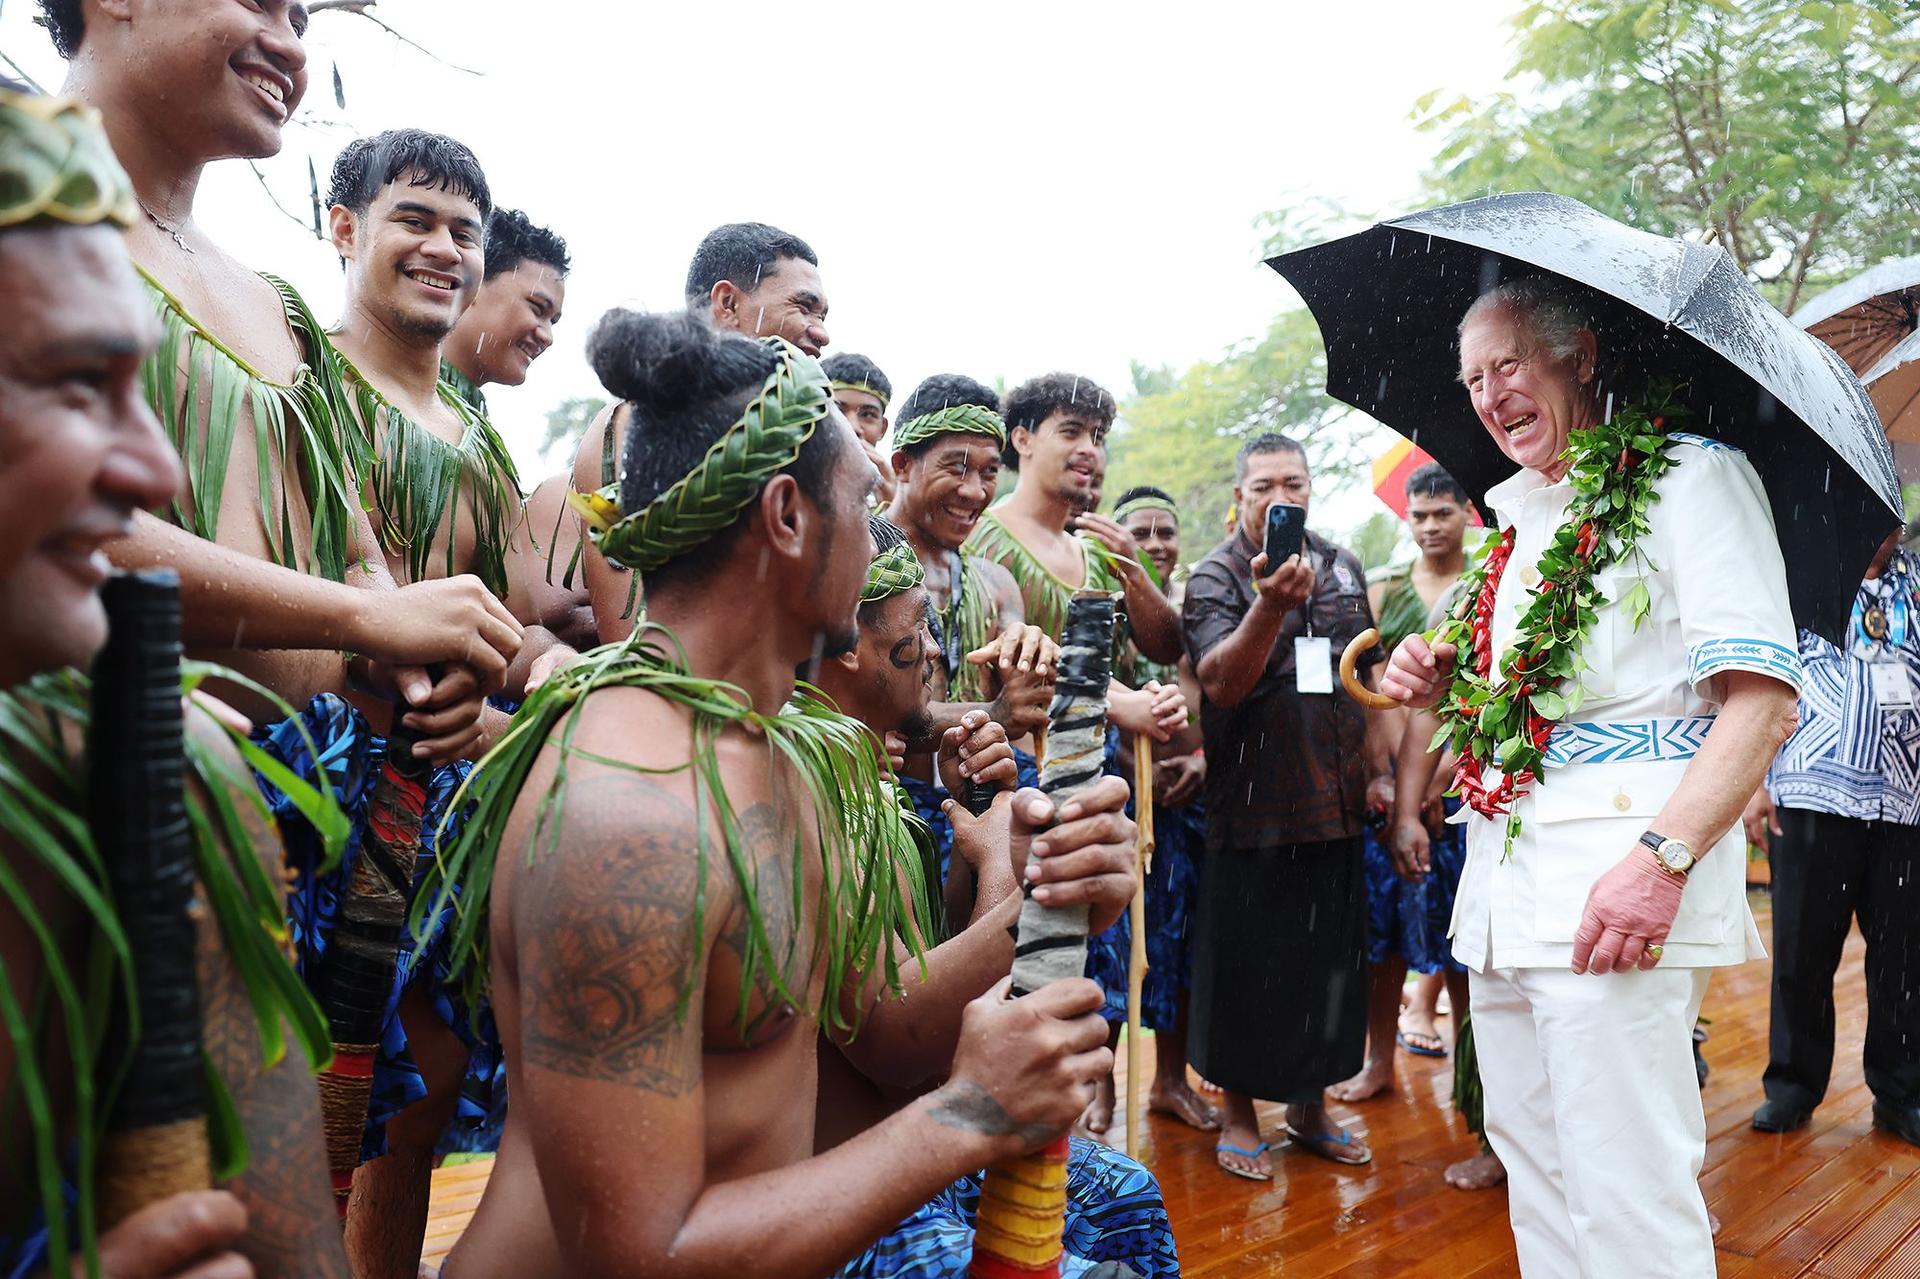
[420,893,1917,1275]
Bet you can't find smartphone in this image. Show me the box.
[1264,502,1307,569]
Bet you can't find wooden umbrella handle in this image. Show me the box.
[1340,629,1400,711]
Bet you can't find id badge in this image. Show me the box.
[1870,659,1914,709]
[1295,636,1333,694]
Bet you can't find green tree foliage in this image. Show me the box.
[1348,510,1409,572]
[1106,307,1381,557]
[538,395,608,469]
[1417,0,1920,312]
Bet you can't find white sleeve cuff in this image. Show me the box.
[1687,637,1804,696]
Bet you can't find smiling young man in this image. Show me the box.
[322,128,566,1279]
[438,206,591,649]
[572,222,832,642]
[967,374,1188,1134]
[41,0,521,733]
[969,373,1180,667]
[442,207,569,413]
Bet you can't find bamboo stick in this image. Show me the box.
[1125,733,1155,1159]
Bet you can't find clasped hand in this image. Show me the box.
[948,775,1138,935]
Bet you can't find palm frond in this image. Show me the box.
[413,620,935,1035]
[333,350,522,596]
[0,664,341,1271]
[137,269,360,582]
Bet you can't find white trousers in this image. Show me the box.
[1471,965,1715,1278]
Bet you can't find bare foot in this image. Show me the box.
[1444,1152,1507,1190]
[1194,1074,1223,1096]
[1327,1061,1395,1103]
[1149,1081,1221,1131]
[1076,1072,1116,1138]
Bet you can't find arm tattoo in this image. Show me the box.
[926,1081,1055,1148]
[520,778,705,1093]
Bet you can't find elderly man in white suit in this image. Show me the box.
[1383,278,1802,1277]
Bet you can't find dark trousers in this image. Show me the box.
[1764,807,1920,1109]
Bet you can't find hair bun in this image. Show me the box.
[588,308,772,415]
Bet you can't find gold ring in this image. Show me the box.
[1647,944,1664,961]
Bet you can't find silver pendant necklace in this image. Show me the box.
[139,201,194,254]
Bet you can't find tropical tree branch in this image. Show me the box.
[307,1,482,75]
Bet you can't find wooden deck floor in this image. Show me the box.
[422,892,1918,1275]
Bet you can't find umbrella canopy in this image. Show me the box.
[1860,326,1920,445]
[1267,192,1903,644]
[1792,255,1920,376]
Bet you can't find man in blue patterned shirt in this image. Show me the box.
[1745,525,1920,1147]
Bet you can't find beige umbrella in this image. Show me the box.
[1863,328,1920,444]
[1794,256,1920,377]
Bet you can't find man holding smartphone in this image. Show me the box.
[1182,433,1392,1181]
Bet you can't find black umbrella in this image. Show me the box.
[1267,191,1903,644]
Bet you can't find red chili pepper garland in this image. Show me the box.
[1429,381,1690,858]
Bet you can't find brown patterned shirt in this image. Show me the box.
[1183,528,1384,852]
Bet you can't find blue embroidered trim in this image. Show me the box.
[1543,716,1716,767]
[1688,636,1803,688]
[1668,431,1741,454]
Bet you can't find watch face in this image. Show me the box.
[1660,839,1694,871]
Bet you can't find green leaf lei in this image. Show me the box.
[411,620,938,1036]
[1428,379,1689,856]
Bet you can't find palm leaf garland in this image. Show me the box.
[333,351,523,597]
[967,512,1141,680]
[412,621,936,1035]
[0,665,341,1276]
[137,270,361,583]
[936,554,1000,705]
[438,360,489,418]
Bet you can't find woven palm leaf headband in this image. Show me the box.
[831,379,890,410]
[1113,493,1179,524]
[0,87,138,230]
[891,403,1007,451]
[571,336,832,573]
[861,540,925,604]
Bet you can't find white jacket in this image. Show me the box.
[1449,436,1802,971]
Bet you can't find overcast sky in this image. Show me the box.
[1,0,1518,530]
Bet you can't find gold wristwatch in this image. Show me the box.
[1638,830,1695,879]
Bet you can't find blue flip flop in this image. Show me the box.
[1285,1122,1373,1166]
[1214,1140,1273,1181]
[1397,1029,1448,1058]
